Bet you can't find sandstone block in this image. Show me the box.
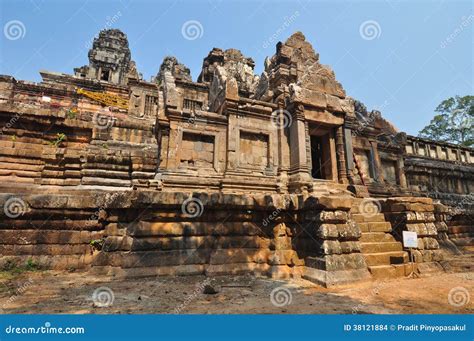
[406,223,428,235]
[340,241,361,253]
[209,248,270,265]
[425,222,438,236]
[368,222,392,233]
[316,224,338,239]
[317,196,352,210]
[337,222,361,239]
[422,237,439,250]
[321,240,342,255]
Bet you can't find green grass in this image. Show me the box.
[0,258,42,275]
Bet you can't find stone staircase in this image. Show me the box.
[351,198,412,279]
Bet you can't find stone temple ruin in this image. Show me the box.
[0,29,472,286]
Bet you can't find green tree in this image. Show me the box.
[418,95,473,147]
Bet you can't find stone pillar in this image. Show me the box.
[396,157,407,188]
[288,104,311,192]
[274,99,291,193]
[344,127,355,183]
[328,133,338,181]
[276,98,290,174]
[166,121,180,170]
[435,145,443,159]
[305,121,312,174]
[226,113,238,171]
[289,105,309,174]
[335,126,348,184]
[370,140,384,183]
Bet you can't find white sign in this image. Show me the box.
[403,231,418,248]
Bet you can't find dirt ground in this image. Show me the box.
[0,254,472,315]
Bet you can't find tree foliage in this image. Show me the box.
[418,95,473,147]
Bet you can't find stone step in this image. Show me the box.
[368,264,416,279]
[364,251,409,266]
[360,232,397,243]
[358,222,392,233]
[351,213,386,223]
[361,241,403,253]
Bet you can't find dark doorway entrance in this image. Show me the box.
[310,135,324,179]
[100,69,110,81]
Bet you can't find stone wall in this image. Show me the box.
[0,191,108,270]
[1,187,366,287]
[404,136,473,206]
[0,74,158,189]
[402,136,474,248]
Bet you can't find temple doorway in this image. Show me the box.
[310,135,324,179]
[309,127,336,181]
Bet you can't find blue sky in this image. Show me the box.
[0,0,472,135]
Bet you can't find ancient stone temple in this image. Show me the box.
[0,29,472,286]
